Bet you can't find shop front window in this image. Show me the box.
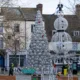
[9,55,26,67]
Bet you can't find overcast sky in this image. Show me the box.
[16,0,79,14]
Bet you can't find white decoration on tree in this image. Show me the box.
[27,10,52,74]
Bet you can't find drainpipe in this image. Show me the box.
[25,20,26,49]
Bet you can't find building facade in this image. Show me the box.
[0,4,43,69]
[44,4,80,71]
[0,3,79,69]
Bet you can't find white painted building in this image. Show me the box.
[0,4,43,70]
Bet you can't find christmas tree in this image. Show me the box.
[27,10,52,74]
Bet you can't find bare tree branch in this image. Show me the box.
[63,0,80,14]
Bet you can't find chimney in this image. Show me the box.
[36,4,43,13]
[76,4,80,18]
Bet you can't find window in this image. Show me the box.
[73,31,80,36]
[7,35,11,39]
[0,37,3,49]
[0,23,3,27]
[9,55,26,67]
[0,23,3,33]
[9,55,19,67]
[72,42,78,51]
[20,55,26,67]
[31,24,35,33]
[14,24,20,32]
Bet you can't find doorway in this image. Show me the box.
[0,56,4,67]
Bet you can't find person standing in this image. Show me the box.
[9,63,14,76]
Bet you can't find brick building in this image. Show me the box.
[43,4,80,42]
[43,4,80,71]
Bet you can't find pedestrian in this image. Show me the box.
[11,63,14,69]
[17,64,21,72]
[9,63,14,76]
[9,66,13,76]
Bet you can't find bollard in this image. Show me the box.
[32,75,41,80]
[64,69,68,76]
[32,75,38,80]
[38,75,41,80]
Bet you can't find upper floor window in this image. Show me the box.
[14,24,20,32]
[0,23,3,33]
[73,31,80,36]
[0,23,3,27]
[7,35,11,39]
[0,37,3,49]
[31,24,35,33]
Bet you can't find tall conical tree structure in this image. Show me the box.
[27,10,52,74]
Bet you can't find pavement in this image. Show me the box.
[16,75,31,80]
[16,75,50,80]
[0,71,50,80]
[16,74,80,80]
[0,71,31,80]
[0,71,79,80]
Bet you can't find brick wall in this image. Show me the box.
[43,5,80,42]
[0,75,16,80]
[57,76,78,80]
